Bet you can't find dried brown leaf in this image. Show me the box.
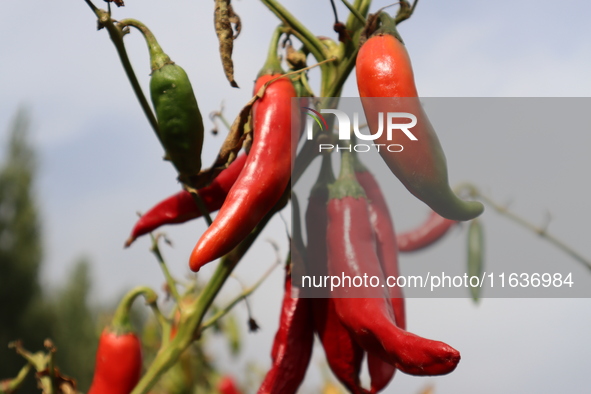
[214,0,240,88]
[187,80,274,188]
[105,0,125,7]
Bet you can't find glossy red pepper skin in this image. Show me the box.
[355,169,403,393]
[189,75,299,271]
[88,329,142,394]
[355,169,406,329]
[327,193,460,376]
[397,211,457,252]
[125,154,247,247]
[304,162,368,394]
[355,15,483,222]
[314,298,368,394]
[257,273,313,394]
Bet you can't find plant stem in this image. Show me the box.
[216,112,232,130]
[112,286,160,331]
[150,235,182,304]
[341,0,366,25]
[186,188,213,226]
[200,258,280,331]
[345,0,371,33]
[131,194,287,394]
[260,0,326,64]
[84,2,160,139]
[0,364,30,393]
[260,0,338,96]
[462,184,591,272]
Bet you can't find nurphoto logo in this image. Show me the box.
[301,107,418,153]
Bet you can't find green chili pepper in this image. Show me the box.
[467,218,484,302]
[120,19,204,184]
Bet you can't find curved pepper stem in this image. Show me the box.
[111,286,159,335]
[329,142,366,200]
[258,25,285,77]
[375,12,404,44]
[118,19,171,72]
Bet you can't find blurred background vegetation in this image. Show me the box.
[0,108,98,391]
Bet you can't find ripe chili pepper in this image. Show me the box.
[355,12,483,222]
[305,155,368,394]
[354,162,403,393]
[121,19,204,184]
[88,330,142,394]
[124,154,247,247]
[397,211,457,252]
[257,267,314,394]
[88,288,154,394]
[327,149,461,376]
[218,375,242,394]
[354,160,406,330]
[189,29,299,271]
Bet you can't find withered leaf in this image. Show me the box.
[188,80,273,189]
[360,12,381,46]
[105,0,125,7]
[214,0,241,88]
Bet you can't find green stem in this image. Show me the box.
[330,0,371,97]
[131,195,286,394]
[112,286,159,333]
[261,0,338,95]
[187,189,213,226]
[150,235,182,304]
[338,141,355,180]
[0,364,30,393]
[259,25,285,76]
[329,139,366,200]
[118,18,171,71]
[260,0,326,64]
[341,0,366,25]
[345,0,372,33]
[460,184,591,272]
[45,342,57,394]
[218,113,231,130]
[84,2,160,139]
[328,46,358,98]
[200,258,280,331]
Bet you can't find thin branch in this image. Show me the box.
[84,1,160,139]
[150,234,182,303]
[460,184,591,272]
[200,257,280,331]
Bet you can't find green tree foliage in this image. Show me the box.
[51,258,98,391]
[0,108,52,387]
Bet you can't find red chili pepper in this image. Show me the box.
[88,330,142,394]
[88,288,152,394]
[189,30,299,272]
[305,156,368,394]
[125,153,247,247]
[354,163,406,330]
[315,298,368,394]
[354,163,403,393]
[356,12,483,222]
[327,150,460,376]
[218,375,242,394]
[397,211,457,252]
[257,268,314,394]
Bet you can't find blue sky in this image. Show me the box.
[1,0,591,392]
